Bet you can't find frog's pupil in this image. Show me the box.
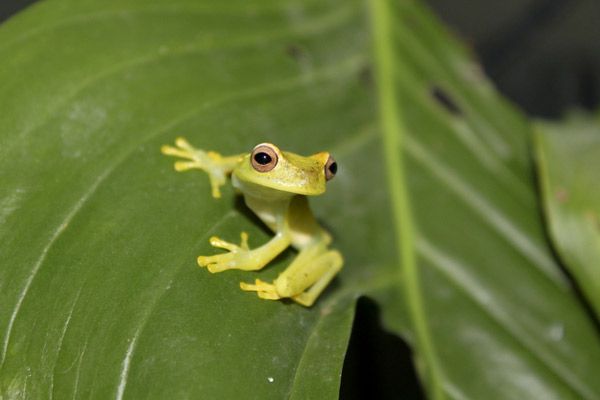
[328,162,337,175]
[254,152,272,165]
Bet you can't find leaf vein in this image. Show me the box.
[405,136,566,286]
[0,1,353,53]
[418,238,596,400]
[5,4,358,154]
[0,52,362,369]
[114,209,238,400]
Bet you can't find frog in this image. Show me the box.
[161,137,343,307]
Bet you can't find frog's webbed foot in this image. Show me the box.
[197,232,250,273]
[239,279,281,300]
[161,137,240,198]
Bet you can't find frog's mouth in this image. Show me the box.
[232,169,326,198]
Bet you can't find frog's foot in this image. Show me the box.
[240,246,343,307]
[239,279,281,300]
[197,232,250,273]
[161,137,239,198]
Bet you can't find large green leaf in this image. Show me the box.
[535,115,600,318]
[369,2,600,399]
[1,0,599,399]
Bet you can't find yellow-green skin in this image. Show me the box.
[161,138,343,307]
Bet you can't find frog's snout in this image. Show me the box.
[310,151,330,165]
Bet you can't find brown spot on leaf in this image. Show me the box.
[358,65,373,88]
[584,211,600,231]
[285,44,304,61]
[555,188,569,203]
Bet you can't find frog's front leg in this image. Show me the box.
[198,231,291,273]
[161,137,243,198]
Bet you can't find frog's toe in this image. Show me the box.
[174,160,200,171]
[196,255,212,267]
[161,139,198,160]
[175,136,193,149]
[208,236,238,252]
[160,144,190,159]
[198,254,232,273]
[209,232,249,252]
[256,291,281,300]
[240,279,281,300]
[239,279,271,291]
[206,262,229,273]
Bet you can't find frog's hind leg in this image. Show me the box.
[288,250,343,307]
[240,242,343,307]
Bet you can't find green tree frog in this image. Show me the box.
[161,137,343,307]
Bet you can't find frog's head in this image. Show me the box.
[235,143,337,196]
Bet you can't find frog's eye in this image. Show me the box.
[251,144,278,172]
[325,155,337,181]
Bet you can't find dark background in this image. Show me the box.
[2,0,599,117]
[0,0,37,24]
[2,1,598,398]
[427,0,600,117]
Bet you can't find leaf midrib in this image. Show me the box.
[368,0,446,399]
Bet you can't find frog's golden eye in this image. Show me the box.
[251,144,278,172]
[325,155,337,181]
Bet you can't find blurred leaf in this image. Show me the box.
[0,0,599,399]
[535,116,600,319]
[368,1,600,399]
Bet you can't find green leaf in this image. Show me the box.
[368,1,600,399]
[1,0,599,399]
[535,115,600,319]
